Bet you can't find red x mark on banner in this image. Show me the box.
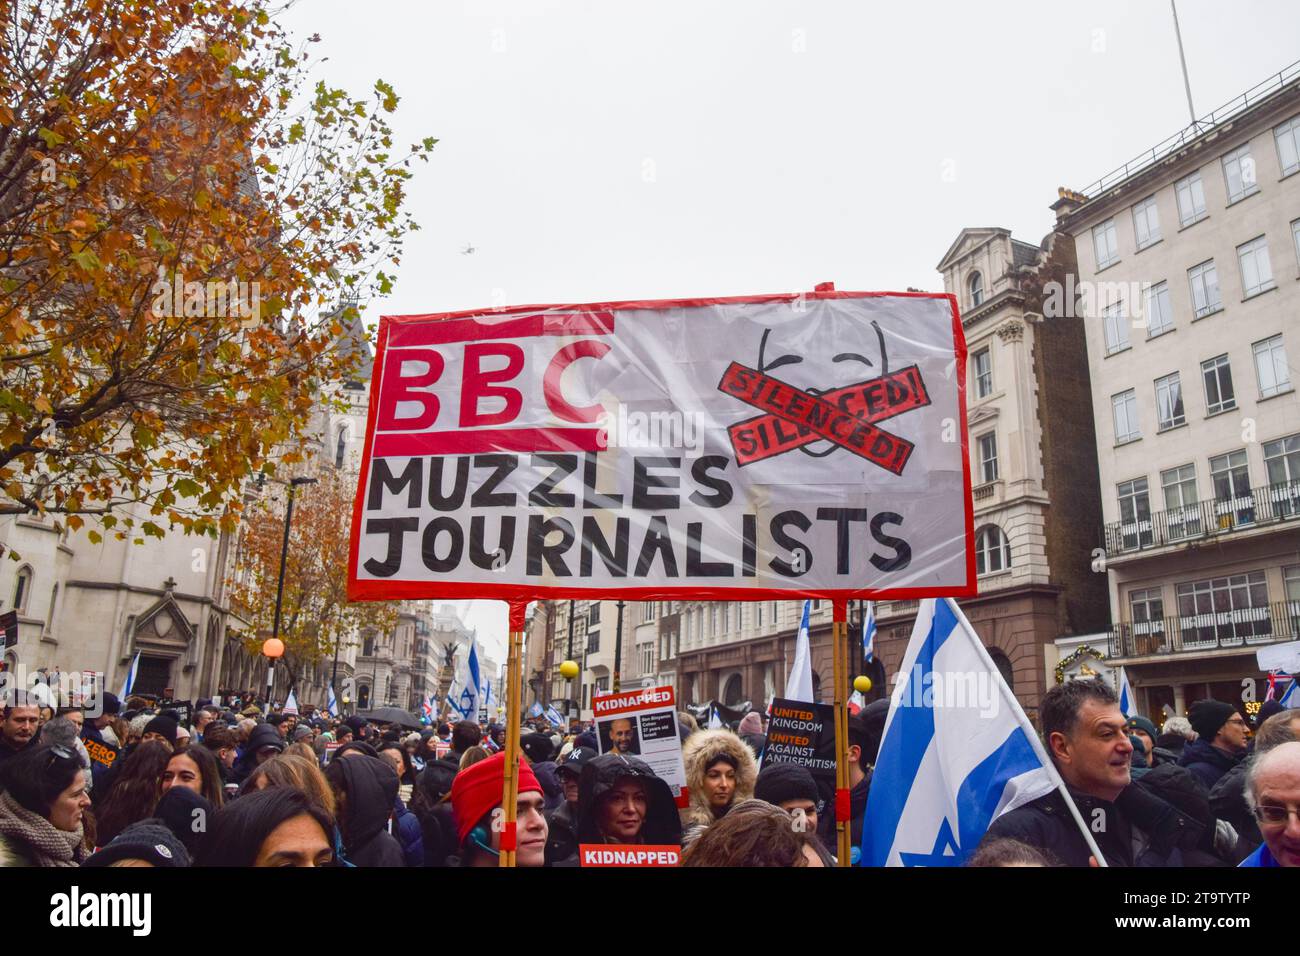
[717,362,930,475]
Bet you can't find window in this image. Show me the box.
[1253,335,1292,398]
[721,602,729,633]
[1112,389,1140,443]
[335,427,347,468]
[1187,260,1221,318]
[1236,236,1275,298]
[1263,434,1300,518]
[1132,196,1161,249]
[1129,588,1165,643]
[1154,372,1185,430]
[1161,463,1202,539]
[1277,116,1300,176]
[969,272,984,307]
[1294,218,1300,268]
[755,603,763,628]
[973,347,993,398]
[1221,144,1258,203]
[1092,219,1119,269]
[1143,281,1173,337]
[974,525,1011,575]
[1210,450,1254,527]
[641,602,655,623]
[977,432,998,483]
[11,566,31,613]
[1175,171,1207,226]
[1102,298,1129,354]
[1177,570,1271,647]
[588,602,601,626]
[1201,355,1235,414]
[1117,478,1153,550]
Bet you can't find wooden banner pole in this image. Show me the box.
[832,599,851,867]
[499,600,528,868]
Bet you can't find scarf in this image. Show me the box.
[0,790,84,867]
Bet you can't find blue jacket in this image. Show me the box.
[393,796,424,868]
[1237,842,1278,867]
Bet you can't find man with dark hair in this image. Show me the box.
[814,703,883,853]
[0,704,41,780]
[1179,699,1248,790]
[451,720,482,759]
[980,678,1215,866]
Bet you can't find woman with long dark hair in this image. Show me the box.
[0,744,92,866]
[93,739,171,846]
[196,787,336,867]
[159,743,225,808]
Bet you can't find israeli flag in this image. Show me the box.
[324,684,339,718]
[707,705,723,729]
[283,688,299,715]
[527,701,544,719]
[861,598,1064,867]
[785,600,815,703]
[450,640,482,722]
[118,651,140,699]
[1117,667,1137,718]
[544,704,566,727]
[1281,675,1298,710]
[864,601,876,665]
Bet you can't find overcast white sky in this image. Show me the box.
[281,1,1300,661]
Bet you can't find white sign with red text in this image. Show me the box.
[592,684,687,804]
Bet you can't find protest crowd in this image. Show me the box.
[0,670,1295,869]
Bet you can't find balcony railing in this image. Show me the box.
[1108,600,1300,659]
[1080,59,1300,199]
[1103,481,1300,557]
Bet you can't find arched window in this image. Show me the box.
[11,566,32,612]
[975,525,1012,575]
[335,427,348,468]
[988,647,1015,692]
[969,271,985,307]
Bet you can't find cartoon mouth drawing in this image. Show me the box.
[717,324,931,476]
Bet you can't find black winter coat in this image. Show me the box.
[1178,739,1242,792]
[329,755,406,867]
[981,765,1223,867]
[554,753,682,866]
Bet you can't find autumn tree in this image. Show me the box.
[228,463,397,686]
[0,0,434,544]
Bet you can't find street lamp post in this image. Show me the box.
[613,599,625,694]
[566,599,576,714]
[268,475,318,706]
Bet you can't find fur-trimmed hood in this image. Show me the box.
[680,729,758,828]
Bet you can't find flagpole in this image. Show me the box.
[499,600,527,868]
[832,598,851,867]
[943,598,1109,867]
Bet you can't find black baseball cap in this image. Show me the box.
[556,746,597,780]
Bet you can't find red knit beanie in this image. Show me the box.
[450,750,542,845]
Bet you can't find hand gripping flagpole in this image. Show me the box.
[499,600,528,868]
[832,598,852,867]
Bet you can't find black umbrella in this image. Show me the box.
[360,707,422,730]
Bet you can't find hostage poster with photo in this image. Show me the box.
[348,289,973,602]
[592,684,688,804]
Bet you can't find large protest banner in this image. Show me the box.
[348,290,973,601]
